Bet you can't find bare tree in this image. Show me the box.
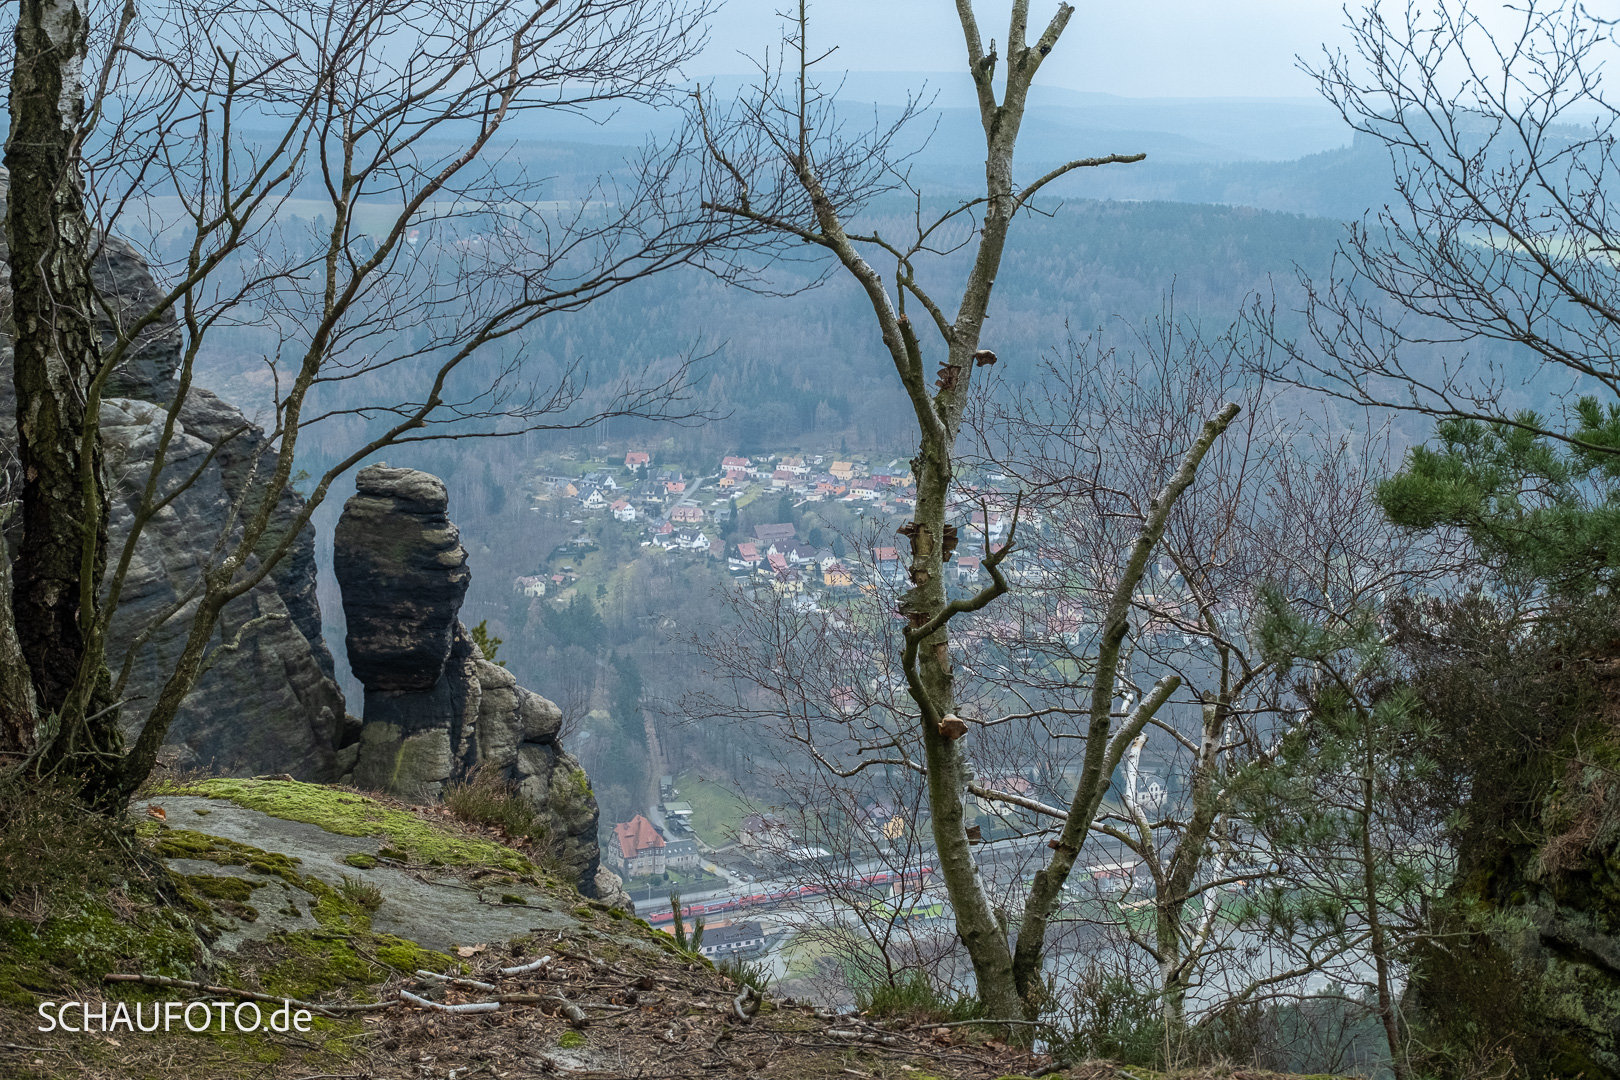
[961,315,1447,1045]
[0,0,732,807]
[688,0,1179,1019]
[1256,0,1620,451]
[760,770,957,1002]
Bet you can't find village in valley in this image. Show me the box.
[521,446,1011,606]
[512,442,1182,989]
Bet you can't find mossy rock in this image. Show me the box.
[256,930,381,999]
[149,778,532,872]
[154,828,303,885]
[183,874,259,903]
[344,853,380,869]
[373,935,454,974]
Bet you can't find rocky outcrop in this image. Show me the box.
[0,192,354,777]
[335,464,604,895]
[332,466,471,693]
[98,395,353,777]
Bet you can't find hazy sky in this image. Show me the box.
[692,1,1363,99]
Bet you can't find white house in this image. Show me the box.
[697,921,766,957]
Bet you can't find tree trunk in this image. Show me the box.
[6,0,120,797]
[1362,718,1409,1080]
[1156,898,1188,1037]
[0,505,39,758]
[911,432,1023,1021]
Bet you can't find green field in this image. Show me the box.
[675,772,750,847]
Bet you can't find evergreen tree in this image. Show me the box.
[482,461,508,515]
[1379,403,1620,594]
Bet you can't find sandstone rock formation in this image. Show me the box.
[335,464,605,896]
[0,190,355,778]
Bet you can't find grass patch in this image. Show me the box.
[0,775,209,1007]
[150,777,532,871]
[714,953,771,994]
[0,775,142,911]
[673,773,748,847]
[444,767,547,842]
[856,970,983,1025]
[339,875,383,912]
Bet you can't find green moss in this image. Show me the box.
[373,935,453,973]
[152,778,532,871]
[192,808,211,816]
[343,853,379,869]
[377,847,407,861]
[500,893,527,905]
[183,874,258,903]
[0,902,202,1007]
[154,829,304,886]
[258,930,378,999]
[558,1029,587,1049]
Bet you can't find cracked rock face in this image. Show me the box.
[0,195,354,778]
[334,466,604,896]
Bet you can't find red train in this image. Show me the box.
[644,866,934,925]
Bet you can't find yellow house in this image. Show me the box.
[823,564,852,588]
[829,460,855,480]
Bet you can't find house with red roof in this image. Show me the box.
[609,815,666,877]
[625,450,651,468]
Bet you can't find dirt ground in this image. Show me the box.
[1,931,1076,1079]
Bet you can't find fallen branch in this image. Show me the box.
[498,955,552,976]
[824,1029,899,1046]
[399,990,500,1015]
[731,983,761,1022]
[415,970,498,993]
[495,994,592,1025]
[101,974,395,1016]
[2,1044,69,1054]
